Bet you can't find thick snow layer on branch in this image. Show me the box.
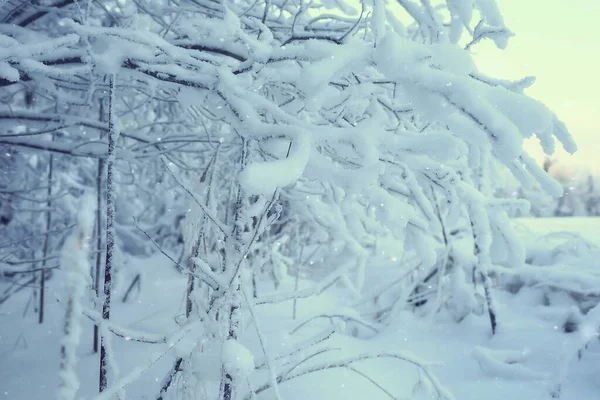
[299,39,371,109]
[476,82,575,155]
[0,61,19,82]
[430,43,476,75]
[371,0,387,44]
[488,208,526,268]
[61,193,95,290]
[475,0,506,28]
[57,194,96,400]
[239,132,312,195]
[448,0,474,27]
[393,130,468,163]
[373,33,430,75]
[375,33,525,163]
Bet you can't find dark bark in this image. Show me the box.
[156,358,183,400]
[99,74,119,392]
[121,274,141,303]
[39,145,54,324]
[93,108,105,353]
[471,220,497,335]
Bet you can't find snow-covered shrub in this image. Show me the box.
[0,0,577,399]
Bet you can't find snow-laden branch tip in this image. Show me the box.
[91,320,203,400]
[251,351,454,400]
[160,157,228,236]
[242,286,282,400]
[82,309,168,344]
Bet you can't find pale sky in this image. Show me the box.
[472,0,600,170]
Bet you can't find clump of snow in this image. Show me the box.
[446,264,484,322]
[191,339,224,382]
[221,339,255,378]
[61,193,95,286]
[299,38,370,103]
[371,0,386,45]
[0,60,20,82]
[373,32,430,76]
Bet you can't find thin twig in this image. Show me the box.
[160,157,227,236]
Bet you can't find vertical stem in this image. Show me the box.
[232,139,248,255]
[58,297,75,398]
[470,219,497,335]
[222,138,248,400]
[292,269,300,318]
[39,144,54,324]
[292,241,304,320]
[185,245,197,319]
[94,158,103,353]
[229,138,248,336]
[185,146,219,318]
[482,272,497,334]
[470,150,497,334]
[100,74,120,392]
[430,188,448,316]
[121,274,141,303]
[157,358,183,400]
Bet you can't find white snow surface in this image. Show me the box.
[1,218,599,399]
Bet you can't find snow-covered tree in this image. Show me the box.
[0,0,578,399]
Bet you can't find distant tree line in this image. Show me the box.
[495,158,600,217]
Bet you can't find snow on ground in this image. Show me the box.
[1,218,600,399]
[516,218,600,243]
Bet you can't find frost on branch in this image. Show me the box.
[57,194,96,400]
[0,0,579,398]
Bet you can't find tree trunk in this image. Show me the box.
[94,158,104,353]
[39,147,54,324]
[99,74,120,392]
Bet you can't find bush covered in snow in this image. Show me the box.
[0,0,592,400]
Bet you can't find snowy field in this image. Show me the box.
[516,218,600,242]
[1,218,599,400]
